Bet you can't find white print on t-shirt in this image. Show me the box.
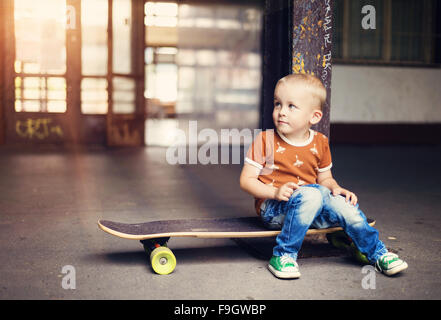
[293,155,304,167]
[276,142,286,154]
[310,143,318,155]
[297,176,305,186]
[267,164,279,170]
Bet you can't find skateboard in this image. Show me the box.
[98,217,376,275]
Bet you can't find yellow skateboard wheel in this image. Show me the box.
[150,246,176,275]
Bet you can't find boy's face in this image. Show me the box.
[272,80,322,139]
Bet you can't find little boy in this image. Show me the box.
[239,74,407,279]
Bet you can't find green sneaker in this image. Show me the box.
[268,255,301,279]
[375,252,408,276]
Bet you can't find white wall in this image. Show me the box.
[330,65,441,123]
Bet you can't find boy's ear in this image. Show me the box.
[310,109,323,125]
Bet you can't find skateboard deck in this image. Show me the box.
[98,217,375,275]
[98,217,375,240]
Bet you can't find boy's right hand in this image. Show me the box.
[274,182,299,201]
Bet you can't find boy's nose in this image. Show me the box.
[279,105,288,115]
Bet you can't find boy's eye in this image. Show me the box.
[289,104,297,109]
[274,101,281,107]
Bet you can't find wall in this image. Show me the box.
[331,65,441,123]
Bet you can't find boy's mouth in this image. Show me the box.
[277,120,289,125]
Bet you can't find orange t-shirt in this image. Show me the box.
[245,129,332,215]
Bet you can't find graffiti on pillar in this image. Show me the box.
[292,0,332,86]
[292,0,333,137]
[16,118,64,140]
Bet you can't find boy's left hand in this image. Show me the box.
[331,187,358,206]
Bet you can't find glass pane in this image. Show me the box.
[113,0,132,74]
[156,64,177,102]
[113,77,135,114]
[15,100,40,112]
[145,48,178,102]
[81,78,108,114]
[216,7,241,29]
[194,7,214,28]
[145,47,154,65]
[14,0,66,74]
[47,101,67,113]
[154,2,178,17]
[390,0,424,62]
[196,50,216,66]
[177,5,194,27]
[178,67,195,89]
[82,103,108,114]
[15,77,66,113]
[145,64,156,99]
[156,47,177,63]
[178,4,216,28]
[82,0,108,76]
[177,49,196,66]
[145,2,178,27]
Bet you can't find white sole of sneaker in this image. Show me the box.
[383,261,408,276]
[268,264,301,279]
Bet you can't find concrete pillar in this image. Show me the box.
[262,0,333,137]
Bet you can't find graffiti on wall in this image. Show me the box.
[16,118,63,140]
[110,123,141,146]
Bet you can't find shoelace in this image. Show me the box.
[382,253,399,263]
[280,255,296,266]
[376,253,400,271]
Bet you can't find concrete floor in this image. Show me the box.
[0,144,440,300]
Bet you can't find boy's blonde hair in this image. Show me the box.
[276,73,327,110]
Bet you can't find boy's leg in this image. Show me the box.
[312,185,407,275]
[310,184,387,263]
[261,186,324,260]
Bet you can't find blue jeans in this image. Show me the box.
[260,184,387,264]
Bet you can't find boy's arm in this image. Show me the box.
[240,163,298,202]
[317,169,358,205]
[240,163,277,200]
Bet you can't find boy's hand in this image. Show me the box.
[274,182,299,201]
[331,187,358,206]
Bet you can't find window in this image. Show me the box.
[14,0,67,112]
[333,0,441,65]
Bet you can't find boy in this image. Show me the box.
[239,74,408,279]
